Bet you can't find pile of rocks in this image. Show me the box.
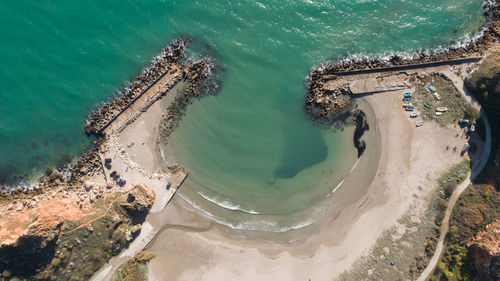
[85,39,189,135]
[304,74,352,123]
[303,0,500,124]
[467,220,500,281]
[318,0,500,76]
[184,59,214,97]
[158,59,218,142]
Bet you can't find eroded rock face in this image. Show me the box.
[0,232,59,278]
[467,220,500,281]
[120,184,155,224]
[0,184,155,279]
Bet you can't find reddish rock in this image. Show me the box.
[467,220,500,281]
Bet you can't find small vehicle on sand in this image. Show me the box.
[416,121,424,127]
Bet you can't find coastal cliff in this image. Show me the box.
[0,184,154,281]
[0,38,219,281]
[467,221,500,281]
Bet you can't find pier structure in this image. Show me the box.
[92,57,190,214]
[322,57,482,95]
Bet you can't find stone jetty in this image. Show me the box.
[85,39,188,135]
[304,0,500,123]
[304,78,352,123]
[1,37,219,200]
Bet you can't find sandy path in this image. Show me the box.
[415,71,491,281]
[90,82,187,281]
[416,174,472,281]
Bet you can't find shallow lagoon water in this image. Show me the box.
[0,0,486,232]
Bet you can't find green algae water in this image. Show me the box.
[0,1,486,232]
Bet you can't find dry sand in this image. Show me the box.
[146,87,469,281]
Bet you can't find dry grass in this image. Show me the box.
[337,208,439,281]
[337,160,471,281]
[412,75,473,126]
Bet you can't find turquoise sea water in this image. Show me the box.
[0,1,485,232]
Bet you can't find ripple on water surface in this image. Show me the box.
[0,0,486,236]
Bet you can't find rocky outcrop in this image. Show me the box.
[304,0,500,123]
[184,59,214,96]
[157,58,217,143]
[467,220,500,281]
[304,78,352,123]
[84,39,189,136]
[120,184,155,224]
[0,184,155,280]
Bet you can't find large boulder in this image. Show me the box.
[119,185,155,224]
[467,220,500,281]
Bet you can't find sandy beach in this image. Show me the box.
[2,1,498,278]
[145,79,469,280]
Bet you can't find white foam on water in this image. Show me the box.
[197,191,260,214]
[177,192,319,233]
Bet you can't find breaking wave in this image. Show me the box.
[196,192,260,215]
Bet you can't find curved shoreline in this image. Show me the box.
[0,2,497,280]
[146,66,478,280]
[3,0,497,198]
[160,97,371,240]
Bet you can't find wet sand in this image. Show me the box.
[146,87,468,281]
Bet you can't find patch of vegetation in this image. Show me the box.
[337,211,440,281]
[0,186,150,281]
[338,161,471,280]
[466,50,500,187]
[35,197,142,281]
[112,251,156,281]
[439,161,470,199]
[413,75,474,126]
[426,50,500,281]
[429,184,500,281]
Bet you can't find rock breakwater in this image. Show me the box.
[304,79,352,123]
[304,0,500,123]
[85,39,188,135]
[1,37,219,199]
[158,57,217,142]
